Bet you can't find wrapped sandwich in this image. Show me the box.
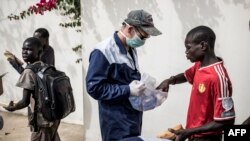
[157,124,184,140]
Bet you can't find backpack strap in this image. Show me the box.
[40,66,56,73]
[26,62,55,77]
[37,66,56,79]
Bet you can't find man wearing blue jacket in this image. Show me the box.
[86,10,162,141]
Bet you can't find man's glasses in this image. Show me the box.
[134,27,150,40]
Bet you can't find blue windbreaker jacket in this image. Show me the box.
[86,32,142,141]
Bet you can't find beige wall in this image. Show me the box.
[82,0,250,140]
[0,0,83,125]
[1,0,250,140]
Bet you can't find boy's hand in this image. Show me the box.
[168,128,190,141]
[4,51,23,65]
[3,101,16,112]
[156,79,171,92]
[3,106,15,112]
[4,50,15,60]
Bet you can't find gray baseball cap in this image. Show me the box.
[124,9,162,36]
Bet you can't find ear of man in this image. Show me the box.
[200,41,208,51]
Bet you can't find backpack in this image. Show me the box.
[26,63,75,121]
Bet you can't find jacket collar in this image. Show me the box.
[113,31,127,54]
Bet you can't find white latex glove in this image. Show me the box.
[129,80,146,96]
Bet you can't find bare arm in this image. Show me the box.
[4,88,31,111]
[156,73,187,92]
[242,116,250,125]
[169,73,187,85]
[8,58,24,74]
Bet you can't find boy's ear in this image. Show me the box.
[200,41,208,50]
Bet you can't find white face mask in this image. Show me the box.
[120,30,145,48]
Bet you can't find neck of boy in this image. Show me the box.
[28,59,39,64]
[200,53,219,67]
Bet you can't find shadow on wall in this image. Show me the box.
[172,0,223,38]
[0,0,35,52]
[0,0,80,55]
[227,0,250,8]
[172,0,250,38]
[82,0,162,42]
[0,0,80,74]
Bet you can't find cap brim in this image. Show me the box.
[141,26,162,36]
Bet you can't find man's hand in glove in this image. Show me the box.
[129,80,146,96]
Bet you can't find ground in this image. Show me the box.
[0,111,83,141]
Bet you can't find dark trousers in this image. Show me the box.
[31,120,61,141]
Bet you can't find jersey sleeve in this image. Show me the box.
[212,68,235,121]
[184,62,199,84]
[16,69,36,90]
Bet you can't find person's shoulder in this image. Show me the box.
[25,61,45,73]
[19,68,37,84]
[48,45,54,52]
[16,68,37,90]
[186,62,200,70]
[22,68,35,75]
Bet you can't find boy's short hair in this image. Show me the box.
[186,26,216,48]
[24,37,43,54]
[34,28,49,38]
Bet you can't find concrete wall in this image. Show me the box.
[1,0,250,140]
[82,0,250,140]
[0,0,83,125]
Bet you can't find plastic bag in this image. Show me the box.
[129,73,168,111]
